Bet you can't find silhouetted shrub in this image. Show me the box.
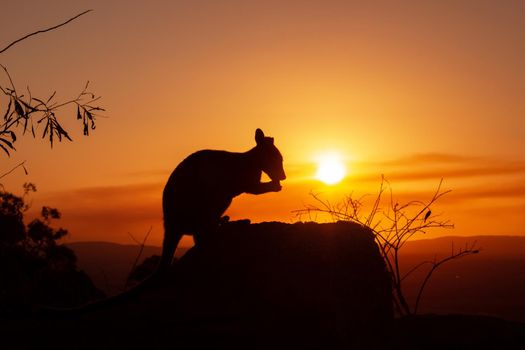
[0,185,104,313]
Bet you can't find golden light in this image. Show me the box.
[315,153,347,185]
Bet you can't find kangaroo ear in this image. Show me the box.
[255,128,265,145]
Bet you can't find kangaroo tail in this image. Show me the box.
[32,268,166,318]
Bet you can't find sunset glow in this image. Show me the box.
[1,1,524,246]
[315,153,347,185]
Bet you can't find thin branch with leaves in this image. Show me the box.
[0,9,103,157]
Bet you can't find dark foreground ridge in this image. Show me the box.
[2,221,524,349]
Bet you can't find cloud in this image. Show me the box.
[377,153,481,167]
[122,169,171,179]
[350,154,525,183]
[69,182,163,200]
[37,182,165,244]
[452,183,525,202]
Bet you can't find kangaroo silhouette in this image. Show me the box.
[159,128,286,270]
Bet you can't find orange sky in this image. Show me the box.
[1,1,524,247]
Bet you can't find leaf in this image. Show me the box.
[0,143,10,156]
[23,115,29,134]
[9,131,16,142]
[83,123,88,136]
[55,123,72,142]
[43,120,50,138]
[14,99,24,117]
[0,138,14,149]
[32,97,46,105]
[3,98,12,121]
[77,105,82,120]
[46,91,56,103]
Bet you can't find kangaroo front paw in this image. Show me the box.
[270,180,282,192]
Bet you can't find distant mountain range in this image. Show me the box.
[402,235,525,256]
[68,235,525,321]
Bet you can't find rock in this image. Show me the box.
[117,221,393,348]
[6,221,393,349]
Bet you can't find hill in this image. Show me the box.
[398,235,525,321]
[67,241,162,295]
[69,233,525,322]
[67,241,187,295]
[403,235,525,257]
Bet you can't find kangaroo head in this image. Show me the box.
[254,128,286,181]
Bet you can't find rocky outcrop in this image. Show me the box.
[7,221,393,349]
[101,221,392,348]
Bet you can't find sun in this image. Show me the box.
[315,153,347,185]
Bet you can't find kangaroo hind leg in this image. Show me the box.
[159,229,182,272]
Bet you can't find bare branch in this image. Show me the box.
[414,244,479,314]
[294,177,465,316]
[0,10,93,54]
[0,160,27,180]
[126,227,153,287]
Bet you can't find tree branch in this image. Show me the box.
[0,160,27,180]
[414,245,479,314]
[0,9,93,54]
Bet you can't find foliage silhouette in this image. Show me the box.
[0,10,103,157]
[0,184,103,313]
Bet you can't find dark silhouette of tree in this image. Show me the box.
[0,184,103,313]
[0,11,106,313]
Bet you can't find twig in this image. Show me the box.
[401,260,433,282]
[0,10,93,54]
[0,160,27,179]
[413,245,479,314]
[0,64,17,96]
[126,227,153,286]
